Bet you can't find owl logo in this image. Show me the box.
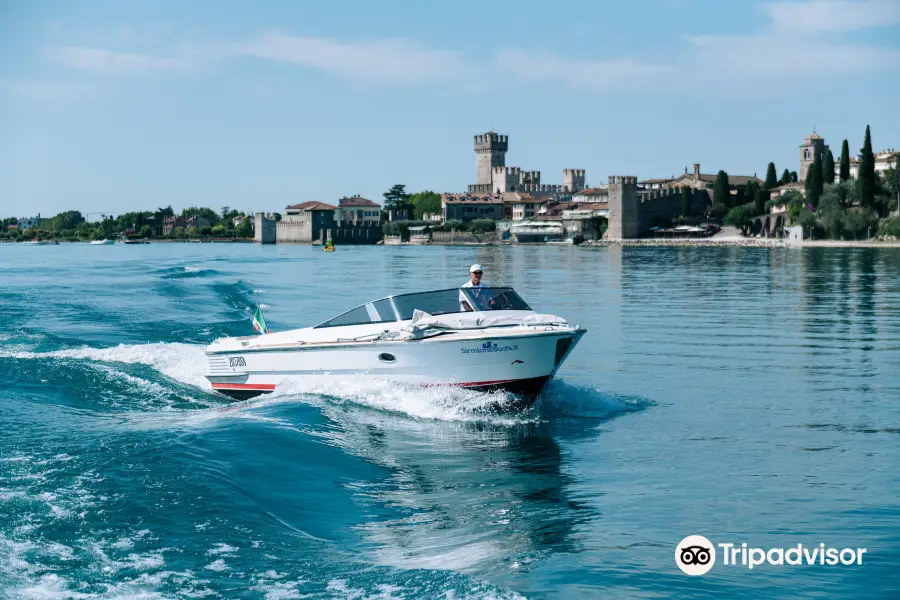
[675,536,716,576]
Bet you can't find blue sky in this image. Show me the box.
[2,0,899,217]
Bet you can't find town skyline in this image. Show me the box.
[2,0,900,216]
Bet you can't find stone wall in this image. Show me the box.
[431,231,490,244]
[324,225,382,245]
[254,213,276,244]
[276,219,313,243]
[605,177,709,240]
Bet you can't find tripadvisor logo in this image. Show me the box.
[676,535,715,576]
[675,536,867,576]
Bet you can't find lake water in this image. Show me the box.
[1,243,899,599]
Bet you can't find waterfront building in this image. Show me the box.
[284,201,337,234]
[441,194,504,223]
[649,163,763,191]
[573,187,608,203]
[16,215,40,230]
[499,192,550,221]
[336,196,381,226]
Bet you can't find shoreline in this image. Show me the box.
[580,238,900,248]
[4,238,900,248]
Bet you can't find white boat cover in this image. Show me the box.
[405,310,568,332]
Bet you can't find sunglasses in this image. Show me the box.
[472,271,483,275]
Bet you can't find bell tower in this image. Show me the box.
[799,130,828,182]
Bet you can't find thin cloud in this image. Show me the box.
[494,49,665,92]
[53,46,198,74]
[764,0,900,34]
[685,33,900,76]
[239,32,467,84]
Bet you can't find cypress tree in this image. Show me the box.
[745,180,758,206]
[839,139,851,182]
[681,186,692,217]
[823,149,835,186]
[791,171,798,183]
[781,168,792,185]
[764,162,778,190]
[713,170,731,208]
[754,189,768,215]
[808,152,824,208]
[857,125,875,208]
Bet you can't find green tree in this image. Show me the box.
[713,170,731,208]
[823,149,835,186]
[764,162,778,190]
[839,139,851,182]
[183,207,221,225]
[780,169,792,185]
[754,189,769,215]
[857,125,876,208]
[186,227,199,238]
[409,191,442,220]
[383,184,411,212]
[236,218,253,238]
[724,204,756,234]
[681,186,692,217]
[468,219,496,234]
[744,180,759,207]
[807,151,824,208]
[790,171,798,183]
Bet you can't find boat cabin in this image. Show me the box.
[315,287,532,328]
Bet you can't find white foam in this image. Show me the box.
[265,377,535,425]
[204,558,228,572]
[206,543,238,556]
[0,343,210,390]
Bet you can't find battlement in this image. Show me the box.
[519,183,563,193]
[493,166,521,175]
[563,169,586,176]
[608,176,638,185]
[638,187,682,202]
[474,132,509,152]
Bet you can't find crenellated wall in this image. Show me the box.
[605,177,709,239]
[254,213,276,244]
[562,168,586,192]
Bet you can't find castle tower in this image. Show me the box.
[799,131,828,182]
[493,166,520,193]
[521,170,541,186]
[562,169,586,193]
[474,132,508,186]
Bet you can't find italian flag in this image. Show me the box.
[252,306,269,334]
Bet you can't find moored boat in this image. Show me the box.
[205,287,585,407]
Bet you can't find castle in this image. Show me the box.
[467,132,586,195]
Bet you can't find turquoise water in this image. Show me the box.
[1,243,899,599]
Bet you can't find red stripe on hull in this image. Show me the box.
[211,383,277,391]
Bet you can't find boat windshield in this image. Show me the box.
[314,287,532,328]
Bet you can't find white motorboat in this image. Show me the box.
[205,287,585,406]
[91,239,116,245]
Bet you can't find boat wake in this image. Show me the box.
[0,342,210,391]
[1,341,651,423]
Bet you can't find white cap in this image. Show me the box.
[470,264,483,273]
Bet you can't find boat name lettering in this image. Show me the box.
[460,342,519,354]
[229,356,247,367]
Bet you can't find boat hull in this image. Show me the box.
[206,328,583,407]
